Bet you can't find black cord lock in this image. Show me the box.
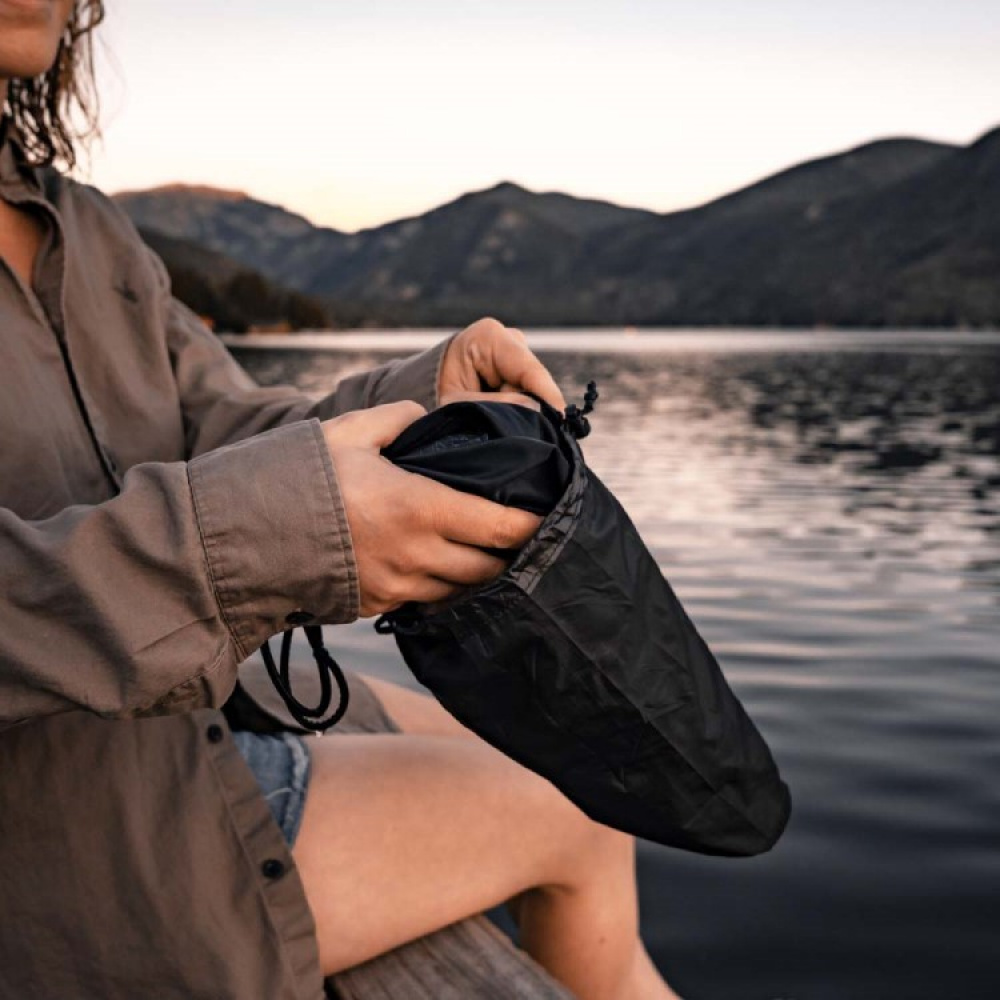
[564,380,599,439]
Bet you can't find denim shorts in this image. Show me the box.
[231,730,312,846]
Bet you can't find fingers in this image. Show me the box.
[335,445,540,617]
[361,575,458,617]
[429,539,509,585]
[359,542,507,616]
[354,400,428,450]
[485,335,567,411]
[439,389,540,411]
[412,475,543,550]
[323,401,427,452]
[405,577,461,607]
[441,318,567,412]
[496,340,566,410]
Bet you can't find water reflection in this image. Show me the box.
[533,349,1000,603]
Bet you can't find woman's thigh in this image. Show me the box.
[292,728,592,975]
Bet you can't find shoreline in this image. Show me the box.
[222,328,1000,354]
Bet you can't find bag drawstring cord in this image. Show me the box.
[259,625,349,733]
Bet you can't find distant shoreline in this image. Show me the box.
[223,328,1000,354]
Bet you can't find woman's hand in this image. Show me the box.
[322,402,542,618]
[438,317,565,411]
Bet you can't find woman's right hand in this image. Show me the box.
[322,402,542,618]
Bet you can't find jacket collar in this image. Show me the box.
[0,116,44,199]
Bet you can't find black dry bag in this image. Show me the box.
[377,397,791,857]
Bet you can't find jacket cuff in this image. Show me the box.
[369,334,454,411]
[188,419,359,659]
[309,335,455,420]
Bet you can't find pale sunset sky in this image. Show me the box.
[88,0,999,233]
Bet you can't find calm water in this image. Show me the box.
[232,331,1000,1000]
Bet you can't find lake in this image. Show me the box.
[230,330,1000,1000]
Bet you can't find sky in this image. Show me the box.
[87,0,1000,233]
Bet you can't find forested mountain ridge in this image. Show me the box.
[138,228,330,332]
[117,127,999,329]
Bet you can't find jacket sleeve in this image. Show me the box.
[0,418,359,727]
[152,249,450,456]
[0,242,449,727]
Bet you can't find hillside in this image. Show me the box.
[116,127,999,328]
[584,130,998,326]
[138,228,330,332]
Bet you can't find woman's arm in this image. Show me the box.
[0,418,355,727]
[153,248,450,457]
[156,251,565,458]
[0,403,546,727]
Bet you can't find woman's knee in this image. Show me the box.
[356,673,634,891]
[490,756,635,895]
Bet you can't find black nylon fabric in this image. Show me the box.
[380,401,791,856]
[383,401,572,516]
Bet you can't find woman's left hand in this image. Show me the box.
[438,317,565,411]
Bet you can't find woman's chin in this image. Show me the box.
[0,40,62,82]
[0,0,70,80]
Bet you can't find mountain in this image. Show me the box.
[117,179,655,322]
[582,132,997,326]
[116,127,999,328]
[118,184,348,293]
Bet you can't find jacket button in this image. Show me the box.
[206,724,225,744]
[285,610,315,625]
[261,858,286,880]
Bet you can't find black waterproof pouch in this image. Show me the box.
[376,394,791,857]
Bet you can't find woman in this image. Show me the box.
[0,3,679,998]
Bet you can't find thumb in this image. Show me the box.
[351,400,428,450]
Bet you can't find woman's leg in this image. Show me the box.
[292,676,680,1000]
[356,675,680,1000]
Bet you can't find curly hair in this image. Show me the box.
[3,0,105,170]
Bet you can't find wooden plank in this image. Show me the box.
[327,914,575,1000]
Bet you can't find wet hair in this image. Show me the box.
[3,0,104,170]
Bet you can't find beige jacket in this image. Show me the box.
[0,120,447,998]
